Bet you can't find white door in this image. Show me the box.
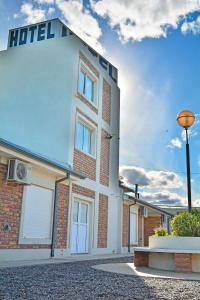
[130,212,138,245]
[71,200,89,254]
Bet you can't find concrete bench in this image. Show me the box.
[134,247,200,272]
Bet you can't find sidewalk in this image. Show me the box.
[93,262,200,281]
[0,253,133,269]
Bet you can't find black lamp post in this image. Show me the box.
[176,110,195,213]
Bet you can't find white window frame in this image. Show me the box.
[75,113,97,158]
[78,60,98,108]
[19,185,54,245]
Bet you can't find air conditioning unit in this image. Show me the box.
[139,206,148,218]
[7,159,32,184]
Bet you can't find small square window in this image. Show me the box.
[76,121,93,155]
[79,69,95,103]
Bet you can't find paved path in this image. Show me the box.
[93,262,200,281]
[0,256,200,299]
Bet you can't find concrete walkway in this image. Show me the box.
[0,253,132,269]
[93,262,200,281]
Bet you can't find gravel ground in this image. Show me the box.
[0,256,200,300]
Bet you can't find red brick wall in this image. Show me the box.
[174,253,192,272]
[72,184,95,199]
[100,129,110,186]
[0,163,70,250]
[144,216,161,246]
[102,79,111,125]
[79,51,99,78]
[73,149,96,181]
[0,163,24,249]
[122,203,129,247]
[73,109,97,181]
[56,183,70,248]
[97,194,108,248]
[134,252,149,267]
[0,163,51,249]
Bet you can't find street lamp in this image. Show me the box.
[176,110,195,213]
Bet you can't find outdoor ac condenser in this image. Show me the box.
[7,159,32,184]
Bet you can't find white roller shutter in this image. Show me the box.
[22,185,53,241]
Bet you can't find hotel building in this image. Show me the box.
[0,19,120,260]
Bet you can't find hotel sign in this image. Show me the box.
[8,19,117,83]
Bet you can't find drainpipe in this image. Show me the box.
[128,184,139,253]
[51,174,69,257]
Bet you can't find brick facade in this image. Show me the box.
[0,162,71,250]
[73,149,96,181]
[134,251,149,267]
[97,194,108,248]
[0,163,51,249]
[174,253,192,272]
[56,183,70,248]
[135,252,193,272]
[79,51,99,78]
[100,129,110,186]
[72,184,95,199]
[102,79,111,125]
[0,163,24,249]
[122,203,129,247]
[144,216,161,246]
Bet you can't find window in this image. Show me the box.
[79,70,94,102]
[20,185,53,244]
[76,121,92,154]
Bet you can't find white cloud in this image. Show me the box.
[141,191,200,207]
[13,13,19,19]
[34,0,55,4]
[181,16,200,34]
[140,190,187,206]
[90,0,200,42]
[167,137,182,149]
[55,0,104,54]
[120,166,183,189]
[47,7,55,15]
[20,3,46,24]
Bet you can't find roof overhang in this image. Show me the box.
[123,190,173,217]
[0,138,85,180]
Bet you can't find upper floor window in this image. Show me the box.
[79,70,94,102]
[76,121,92,155]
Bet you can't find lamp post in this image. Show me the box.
[176,110,195,213]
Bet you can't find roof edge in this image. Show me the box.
[0,138,85,179]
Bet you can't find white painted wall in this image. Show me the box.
[0,19,121,258]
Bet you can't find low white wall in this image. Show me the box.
[0,249,50,262]
[149,253,175,271]
[192,255,200,272]
[149,236,200,250]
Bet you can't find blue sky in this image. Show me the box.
[0,0,200,207]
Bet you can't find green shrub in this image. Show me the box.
[171,209,200,237]
[154,227,169,236]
